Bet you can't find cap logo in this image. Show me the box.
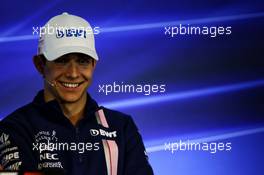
[56,28,87,39]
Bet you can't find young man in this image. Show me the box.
[0,12,153,175]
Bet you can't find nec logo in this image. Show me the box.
[90,129,117,138]
[40,153,58,161]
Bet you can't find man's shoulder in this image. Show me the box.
[1,102,34,124]
[99,106,134,127]
[101,107,130,117]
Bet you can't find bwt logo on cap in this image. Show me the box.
[37,12,99,61]
[56,28,87,39]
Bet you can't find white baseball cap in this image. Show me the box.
[38,12,99,61]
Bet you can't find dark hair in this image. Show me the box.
[38,54,47,65]
[38,54,95,66]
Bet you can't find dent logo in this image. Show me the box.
[0,133,9,143]
[90,129,99,136]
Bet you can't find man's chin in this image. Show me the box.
[59,94,85,104]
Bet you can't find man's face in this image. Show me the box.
[43,53,96,103]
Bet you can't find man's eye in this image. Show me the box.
[78,58,92,65]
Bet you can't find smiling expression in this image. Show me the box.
[42,53,96,103]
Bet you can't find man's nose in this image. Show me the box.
[65,61,79,78]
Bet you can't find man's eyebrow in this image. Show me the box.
[54,56,69,62]
[79,56,92,59]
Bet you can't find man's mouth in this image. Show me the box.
[59,82,83,88]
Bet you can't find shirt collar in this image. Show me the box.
[32,90,99,120]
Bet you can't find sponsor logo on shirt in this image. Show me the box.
[0,133,9,143]
[0,133,22,170]
[33,130,64,169]
[90,129,117,138]
[40,153,59,161]
[5,161,21,170]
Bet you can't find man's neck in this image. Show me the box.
[44,90,87,126]
[60,95,86,126]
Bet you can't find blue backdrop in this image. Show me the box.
[0,0,264,174]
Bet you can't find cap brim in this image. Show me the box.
[43,46,99,61]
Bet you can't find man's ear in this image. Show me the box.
[33,55,45,75]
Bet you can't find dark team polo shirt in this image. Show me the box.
[0,90,153,175]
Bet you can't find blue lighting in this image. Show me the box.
[146,126,264,153]
[1,12,264,43]
[100,12,264,33]
[101,79,264,109]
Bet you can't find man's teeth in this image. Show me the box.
[62,82,80,88]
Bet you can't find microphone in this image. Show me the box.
[45,79,57,87]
